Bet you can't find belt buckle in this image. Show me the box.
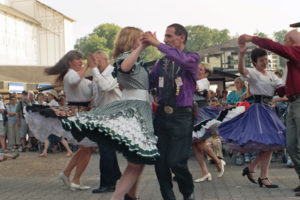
[164,106,174,114]
[262,97,270,105]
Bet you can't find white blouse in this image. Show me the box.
[63,69,93,102]
[48,99,59,106]
[241,68,283,97]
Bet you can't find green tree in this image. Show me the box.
[185,25,231,52]
[253,30,267,38]
[74,23,121,58]
[93,24,122,50]
[273,29,288,67]
[140,46,163,63]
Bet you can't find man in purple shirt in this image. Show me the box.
[142,23,199,200]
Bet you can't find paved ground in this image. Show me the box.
[0,151,299,200]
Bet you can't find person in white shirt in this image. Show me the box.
[219,46,285,188]
[49,51,94,191]
[46,90,59,107]
[26,50,95,191]
[0,95,6,152]
[34,92,47,106]
[90,50,122,194]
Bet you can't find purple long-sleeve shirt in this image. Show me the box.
[149,43,200,107]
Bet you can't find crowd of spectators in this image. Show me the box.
[0,90,76,159]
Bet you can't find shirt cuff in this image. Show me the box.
[91,67,101,76]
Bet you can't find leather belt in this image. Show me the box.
[288,94,300,102]
[161,106,192,114]
[253,95,273,106]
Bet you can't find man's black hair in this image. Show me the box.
[167,23,188,44]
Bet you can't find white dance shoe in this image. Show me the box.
[58,172,70,186]
[70,182,91,191]
[194,172,212,182]
[217,160,226,178]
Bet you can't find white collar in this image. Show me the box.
[101,65,114,76]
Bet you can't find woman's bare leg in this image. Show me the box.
[110,162,144,200]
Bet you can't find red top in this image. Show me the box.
[252,36,300,97]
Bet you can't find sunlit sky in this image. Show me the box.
[40,0,299,47]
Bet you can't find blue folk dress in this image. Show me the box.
[218,68,286,153]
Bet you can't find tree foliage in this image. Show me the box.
[252,29,288,67]
[253,31,268,38]
[273,29,288,67]
[140,46,163,62]
[74,23,121,58]
[273,30,288,44]
[74,23,162,61]
[185,25,231,52]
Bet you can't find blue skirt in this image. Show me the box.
[218,103,286,153]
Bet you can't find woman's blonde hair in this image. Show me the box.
[234,77,246,90]
[113,27,143,59]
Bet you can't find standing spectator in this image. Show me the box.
[219,90,228,107]
[58,95,67,107]
[227,77,248,165]
[28,91,35,105]
[35,92,47,106]
[227,77,247,107]
[47,90,59,106]
[7,95,20,151]
[215,87,222,99]
[0,95,6,152]
[43,92,48,103]
[16,91,32,152]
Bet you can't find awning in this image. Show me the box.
[0,65,56,84]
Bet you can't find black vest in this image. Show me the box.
[158,56,182,107]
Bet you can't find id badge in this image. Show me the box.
[159,77,164,88]
[175,77,183,87]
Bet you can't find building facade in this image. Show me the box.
[0,0,74,91]
[198,38,281,92]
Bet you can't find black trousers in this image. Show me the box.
[154,107,194,200]
[98,142,121,187]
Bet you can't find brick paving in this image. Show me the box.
[0,152,299,200]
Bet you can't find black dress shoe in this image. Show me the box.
[294,185,300,192]
[124,194,139,200]
[92,185,115,193]
[184,193,195,200]
[295,192,300,196]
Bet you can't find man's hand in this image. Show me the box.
[238,34,253,44]
[87,53,97,68]
[142,32,160,47]
[238,43,247,54]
